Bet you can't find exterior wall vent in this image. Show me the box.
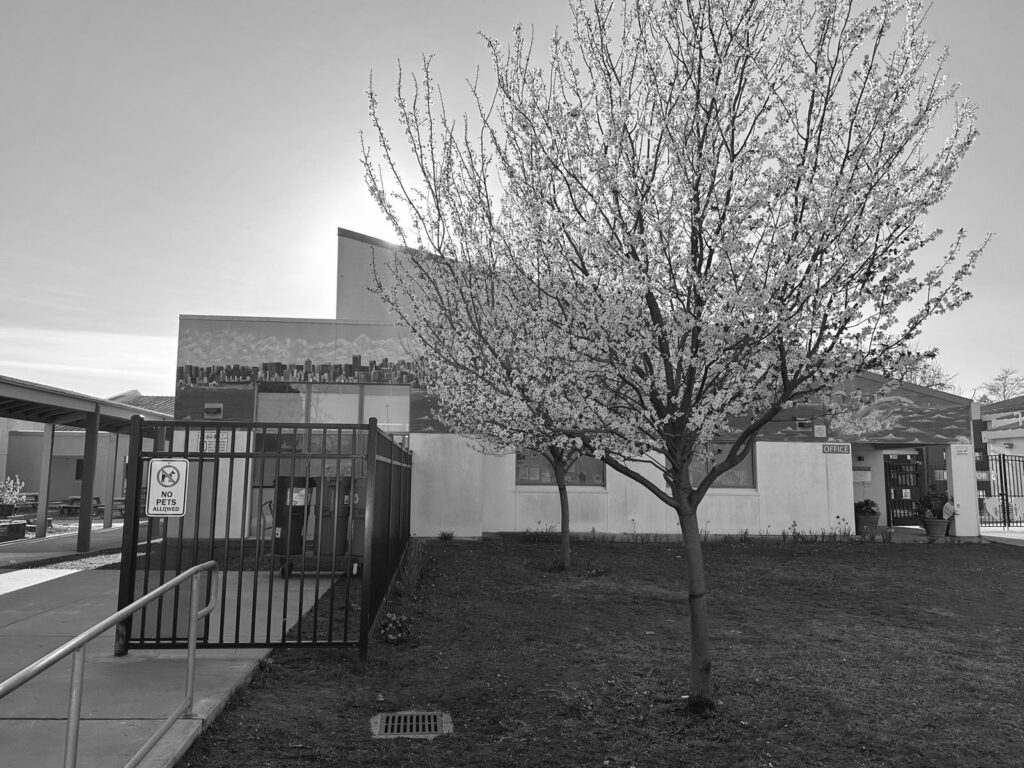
[202,402,224,419]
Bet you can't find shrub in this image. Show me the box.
[377,612,412,644]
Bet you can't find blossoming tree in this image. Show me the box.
[370,242,590,568]
[363,0,984,713]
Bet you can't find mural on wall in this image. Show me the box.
[176,314,969,444]
[756,375,972,445]
[175,317,444,431]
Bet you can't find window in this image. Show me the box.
[255,382,412,434]
[690,442,756,489]
[75,459,84,481]
[256,390,307,422]
[515,451,606,487]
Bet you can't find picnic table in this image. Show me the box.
[53,496,106,517]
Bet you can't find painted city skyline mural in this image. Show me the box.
[175,316,442,430]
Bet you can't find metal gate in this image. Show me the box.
[883,451,948,526]
[884,457,920,526]
[975,453,1024,528]
[115,416,411,658]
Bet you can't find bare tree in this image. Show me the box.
[901,351,961,394]
[363,0,984,713]
[977,368,1024,403]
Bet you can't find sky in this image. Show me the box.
[0,0,1020,400]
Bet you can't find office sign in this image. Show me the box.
[146,459,189,517]
[822,443,851,454]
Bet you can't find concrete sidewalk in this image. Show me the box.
[980,530,1024,547]
[889,524,1024,546]
[0,530,268,768]
[0,522,127,567]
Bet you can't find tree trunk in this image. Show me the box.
[675,492,715,714]
[552,461,571,572]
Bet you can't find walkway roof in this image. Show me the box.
[0,375,172,433]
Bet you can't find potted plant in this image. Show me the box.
[917,486,949,537]
[0,475,25,518]
[853,499,881,536]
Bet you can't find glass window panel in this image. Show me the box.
[515,451,606,487]
[689,442,756,489]
[308,384,361,424]
[363,385,411,433]
[256,392,307,423]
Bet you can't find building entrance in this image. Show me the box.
[882,447,948,527]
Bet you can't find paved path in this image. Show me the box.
[0,523,126,567]
[0,529,268,768]
[980,529,1024,547]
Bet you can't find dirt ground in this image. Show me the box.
[177,535,1024,768]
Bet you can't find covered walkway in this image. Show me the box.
[0,375,170,552]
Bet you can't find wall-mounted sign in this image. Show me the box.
[822,444,851,454]
[146,459,189,518]
[953,445,971,457]
[813,424,827,438]
[202,432,231,453]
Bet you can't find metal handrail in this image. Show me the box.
[0,560,219,768]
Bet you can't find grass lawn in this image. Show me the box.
[177,536,1024,768]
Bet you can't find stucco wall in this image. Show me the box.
[409,433,505,537]
[407,435,857,536]
[850,446,886,510]
[946,443,979,537]
[750,442,854,533]
[336,231,402,324]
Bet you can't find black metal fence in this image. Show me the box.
[975,452,1024,528]
[116,416,412,659]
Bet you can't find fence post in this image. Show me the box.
[998,453,1010,528]
[115,415,144,656]
[358,419,379,663]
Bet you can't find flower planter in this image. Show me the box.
[0,503,14,519]
[921,517,948,537]
[0,519,26,541]
[854,513,880,536]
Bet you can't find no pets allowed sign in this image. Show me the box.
[146,459,189,518]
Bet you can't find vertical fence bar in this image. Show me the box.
[218,428,233,644]
[204,430,220,643]
[116,415,144,656]
[152,425,170,644]
[999,453,1009,528]
[235,429,252,645]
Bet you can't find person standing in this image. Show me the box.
[942,495,957,537]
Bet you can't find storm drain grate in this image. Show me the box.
[371,711,453,739]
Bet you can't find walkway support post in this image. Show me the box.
[35,423,55,539]
[76,405,100,552]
